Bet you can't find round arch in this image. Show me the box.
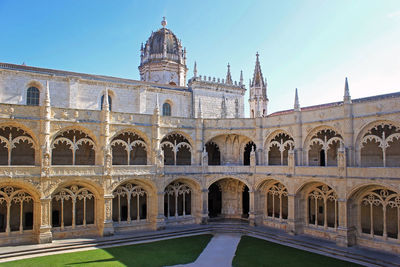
[0,122,40,149]
[160,130,194,147]
[51,126,99,147]
[354,119,400,167]
[110,128,151,147]
[264,129,294,148]
[206,176,252,190]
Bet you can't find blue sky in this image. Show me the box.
[1,0,399,116]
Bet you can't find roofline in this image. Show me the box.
[0,62,188,91]
[268,91,400,117]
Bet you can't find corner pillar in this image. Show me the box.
[249,190,256,226]
[201,188,209,224]
[336,199,356,247]
[156,191,166,229]
[38,198,52,244]
[103,195,114,236]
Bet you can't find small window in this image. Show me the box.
[26,87,40,106]
[101,95,112,111]
[162,102,171,116]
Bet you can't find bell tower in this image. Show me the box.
[249,52,268,118]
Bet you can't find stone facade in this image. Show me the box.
[0,19,399,256]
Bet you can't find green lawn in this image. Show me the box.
[232,236,360,267]
[1,234,212,267]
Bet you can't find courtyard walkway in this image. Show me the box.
[171,233,241,267]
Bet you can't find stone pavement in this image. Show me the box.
[171,233,242,267]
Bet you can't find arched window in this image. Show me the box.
[101,95,112,111]
[112,183,147,223]
[263,181,288,220]
[162,102,171,116]
[161,133,191,165]
[51,185,95,229]
[164,182,191,218]
[26,87,40,106]
[307,184,338,229]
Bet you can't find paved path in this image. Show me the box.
[171,233,242,267]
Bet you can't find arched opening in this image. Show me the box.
[161,133,191,165]
[266,132,294,165]
[51,130,95,165]
[208,183,221,218]
[111,132,147,165]
[307,129,342,166]
[112,182,147,224]
[358,188,399,239]
[208,178,249,220]
[0,186,34,234]
[305,184,338,229]
[205,142,220,165]
[162,102,171,116]
[101,94,112,111]
[0,126,35,166]
[243,142,256,166]
[360,123,400,167]
[260,180,288,221]
[164,182,192,219]
[51,185,95,230]
[26,87,40,106]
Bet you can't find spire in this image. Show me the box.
[102,89,109,111]
[226,63,232,85]
[251,52,265,88]
[240,70,243,85]
[193,61,197,78]
[294,88,300,111]
[44,81,50,107]
[161,16,167,28]
[344,77,351,103]
[198,98,203,118]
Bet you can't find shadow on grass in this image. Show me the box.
[0,234,213,267]
[232,236,361,267]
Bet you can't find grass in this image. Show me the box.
[0,234,212,267]
[232,236,360,267]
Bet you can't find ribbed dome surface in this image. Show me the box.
[145,28,179,56]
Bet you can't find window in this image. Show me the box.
[101,95,112,111]
[162,102,171,116]
[26,87,39,106]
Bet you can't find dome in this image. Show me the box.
[146,28,180,56]
[140,17,185,65]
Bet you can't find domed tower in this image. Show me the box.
[139,17,188,86]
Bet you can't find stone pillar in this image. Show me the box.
[38,198,52,244]
[337,144,347,177]
[201,188,209,224]
[288,149,295,174]
[286,194,302,235]
[249,190,256,226]
[156,191,165,229]
[103,195,114,236]
[336,199,356,247]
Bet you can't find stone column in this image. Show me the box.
[103,195,114,236]
[156,191,165,229]
[249,190,256,226]
[335,199,356,247]
[38,198,52,244]
[286,194,302,235]
[201,188,209,224]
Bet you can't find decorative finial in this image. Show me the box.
[193,61,197,78]
[294,88,300,111]
[161,16,167,28]
[226,63,232,85]
[44,81,50,106]
[240,70,243,85]
[256,52,259,60]
[344,77,351,103]
[102,89,109,111]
